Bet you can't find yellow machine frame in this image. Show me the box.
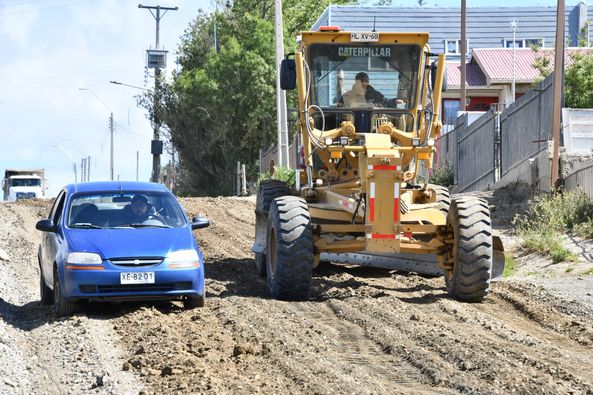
[293,31,449,268]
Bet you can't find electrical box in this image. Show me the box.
[146,49,168,69]
[151,139,163,155]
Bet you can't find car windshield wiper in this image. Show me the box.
[125,223,172,228]
[70,223,104,229]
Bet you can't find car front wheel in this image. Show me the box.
[183,294,205,309]
[39,268,53,305]
[53,268,76,317]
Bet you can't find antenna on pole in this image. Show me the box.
[138,3,179,184]
[372,16,377,32]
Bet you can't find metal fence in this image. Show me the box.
[437,74,554,192]
[500,76,553,177]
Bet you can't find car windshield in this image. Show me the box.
[67,191,187,228]
[307,43,421,110]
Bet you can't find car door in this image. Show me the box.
[40,190,66,287]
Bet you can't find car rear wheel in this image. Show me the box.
[183,294,205,309]
[53,268,76,317]
[39,268,53,305]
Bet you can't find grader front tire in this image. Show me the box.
[266,196,313,300]
[445,197,493,302]
[254,180,291,277]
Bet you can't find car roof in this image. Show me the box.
[65,181,170,195]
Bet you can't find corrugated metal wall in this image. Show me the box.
[500,76,553,177]
[456,111,497,191]
[312,5,585,53]
[565,163,593,199]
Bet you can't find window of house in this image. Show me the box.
[504,38,544,48]
[444,39,470,56]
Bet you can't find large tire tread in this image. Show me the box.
[254,180,291,277]
[445,197,493,302]
[267,196,313,300]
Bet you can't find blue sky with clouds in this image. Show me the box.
[1,0,569,197]
[1,0,210,197]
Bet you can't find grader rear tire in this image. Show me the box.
[254,180,291,277]
[445,197,493,302]
[266,196,313,300]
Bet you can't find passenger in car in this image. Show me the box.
[71,203,99,225]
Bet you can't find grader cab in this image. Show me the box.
[253,28,504,302]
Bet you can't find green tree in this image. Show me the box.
[141,0,356,196]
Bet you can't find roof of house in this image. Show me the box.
[445,63,488,87]
[472,47,593,84]
[311,4,591,54]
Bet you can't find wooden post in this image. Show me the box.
[551,0,565,188]
[241,164,247,196]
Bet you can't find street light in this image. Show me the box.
[79,88,115,181]
[51,145,77,183]
[510,19,518,105]
[59,138,91,182]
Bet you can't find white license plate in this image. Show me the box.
[351,32,379,42]
[120,272,155,284]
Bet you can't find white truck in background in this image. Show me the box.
[2,169,47,201]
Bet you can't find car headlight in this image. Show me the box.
[67,252,102,264]
[65,252,104,270]
[167,249,201,269]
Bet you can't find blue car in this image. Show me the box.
[36,181,209,317]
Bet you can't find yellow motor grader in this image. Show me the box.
[253,28,504,302]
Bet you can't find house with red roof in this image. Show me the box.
[312,2,593,129]
[442,47,593,128]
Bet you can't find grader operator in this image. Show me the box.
[253,28,504,302]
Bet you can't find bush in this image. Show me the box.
[256,166,296,188]
[429,161,454,187]
[513,189,593,262]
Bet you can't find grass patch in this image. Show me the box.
[550,246,578,264]
[581,268,593,276]
[565,267,574,273]
[502,256,516,277]
[513,189,593,262]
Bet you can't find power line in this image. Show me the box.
[0,0,101,15]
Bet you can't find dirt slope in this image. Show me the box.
[0,196,592,394]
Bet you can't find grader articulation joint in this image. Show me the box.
[253,29,504,302]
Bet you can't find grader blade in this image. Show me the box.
[321,252,443,276]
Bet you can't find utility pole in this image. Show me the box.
[551,0,565,188]
[274,0,290,167]
[109,112,114,181]
[138,3,178,183]
[511,18,517,103]
[460,0,467,112]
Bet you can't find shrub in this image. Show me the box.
[513,189,593,262]
[256,166,296,188]
[429,161,454,187]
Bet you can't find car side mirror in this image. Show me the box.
[430,60,448,93]
[191,216,210,230]
[280,53,296,90]
[36,219,57,232]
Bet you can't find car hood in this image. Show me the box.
[66,226,197,259]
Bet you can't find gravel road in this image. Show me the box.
[0,195,592,395]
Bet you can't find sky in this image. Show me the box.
[1,0,568,198]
